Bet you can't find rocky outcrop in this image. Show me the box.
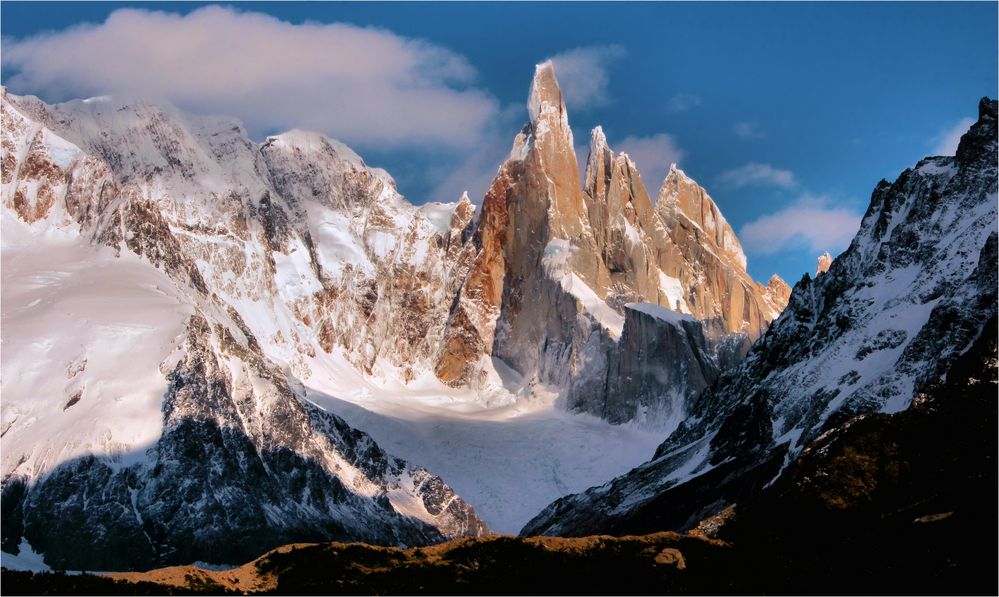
[522,98,998,538]
[584,304,746,427]
[815,251,833,275]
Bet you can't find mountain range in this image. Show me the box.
[1,61,994,585]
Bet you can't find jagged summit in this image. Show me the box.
[527,60,565,124]
[435,64,789,425]
[816,251,833,275]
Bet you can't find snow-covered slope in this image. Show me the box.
[522,97,998,538]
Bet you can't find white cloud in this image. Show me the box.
[716,162,796,189]
[428,135,510,204]
[667,93,701,112]
[933,117,975,156]
[548,45,626,110]
[1,6,500,150]
[739,195,862,257]
[733,121,766,139]
[617,133,685,185]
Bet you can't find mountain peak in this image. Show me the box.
[263,129,364,168]
[656,165,748,271]
[528,60,565,125]
[956,96,997,164]
[590,125,609,153]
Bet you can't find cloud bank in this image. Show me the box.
[2,6,500,150]
[739,195,862,256]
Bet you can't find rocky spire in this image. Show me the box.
[437,64,789,415]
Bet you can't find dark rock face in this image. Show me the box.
[572,305,747,426]
[522,98,998,538]
[722,312,998,596]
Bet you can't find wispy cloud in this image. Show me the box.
[548,45,626,110]
[1,6,500,151]
[739,195,862,257]
[617,133,685,185]
[733,121,766,139]
[666,93,701,113]
[933,117,975,156]
[716,162,796,189]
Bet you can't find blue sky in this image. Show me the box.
[2,2,996,283]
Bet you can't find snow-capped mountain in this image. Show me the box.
[0,88,487,570]
[522,98,998,538]
[1,61,789,570]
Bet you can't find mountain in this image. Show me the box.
[0,88,487,571]
[438,62,788,427]
[523,97,998,538]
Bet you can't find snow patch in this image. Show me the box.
[657,272,690,313]
[418,202,460,236]
[542,239,624,338]
[0,540,50,572]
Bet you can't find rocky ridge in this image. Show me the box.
[522,97,998,538]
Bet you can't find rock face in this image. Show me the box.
[0,87,487,571]
[522,97,998,538]
[437,62,788,425]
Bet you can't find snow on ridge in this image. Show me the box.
[625,302,696,326]
[419,201,460,236]
[265,129,364,167]
[542,239,625,338]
